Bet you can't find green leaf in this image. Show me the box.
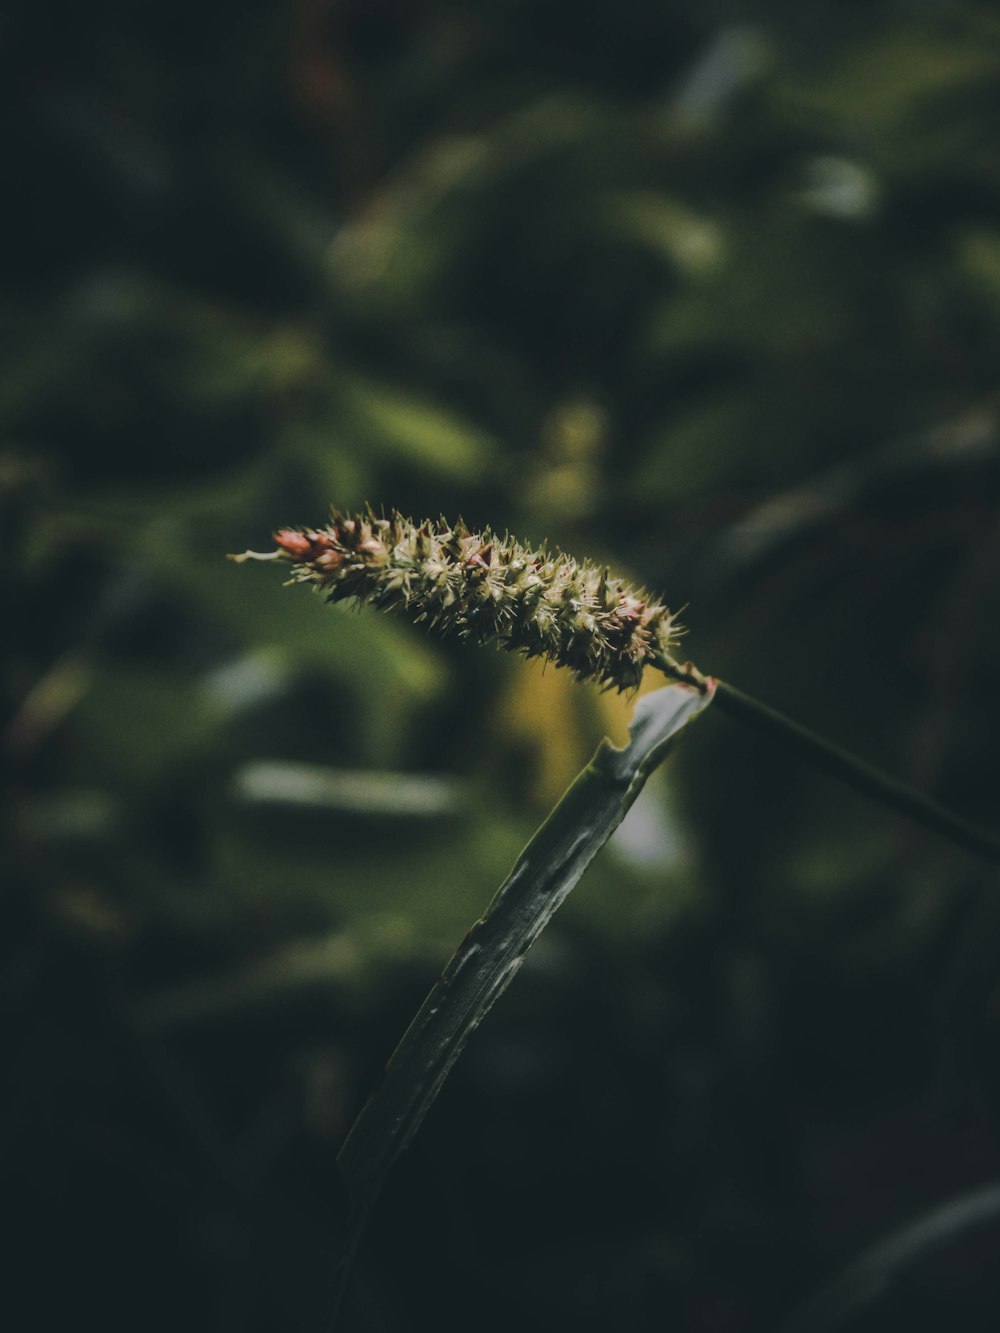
[598,191,726,277]
[331,678,714,1320]
[338,374,496,481]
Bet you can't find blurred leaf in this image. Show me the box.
[777,25,1000,138]
[232,761,464,817]
[781,1181,1000,1333]
[599,191,726,277]
[957,228,1000,307]
[337,373,497,482]
[69,665,217,786]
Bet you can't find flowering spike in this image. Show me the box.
[237,510,685,691]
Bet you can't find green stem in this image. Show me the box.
[689,672,1000,865]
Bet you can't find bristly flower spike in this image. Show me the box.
[232,509,689,692]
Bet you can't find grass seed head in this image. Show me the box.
[259,509,683,691]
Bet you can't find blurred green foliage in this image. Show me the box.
[5,2,1000,1330]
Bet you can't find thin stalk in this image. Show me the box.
[779,1179,1000,1333]
[669,668,1000,865]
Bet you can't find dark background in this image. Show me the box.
[5,2,1000,1330]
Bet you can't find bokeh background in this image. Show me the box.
[6,2,1000,1330]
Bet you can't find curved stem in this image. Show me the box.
[649,653,1000,864]
[709,676,1000,865]
[779,1179,1000,1333]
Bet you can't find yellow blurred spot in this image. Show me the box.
[491,658,668,807]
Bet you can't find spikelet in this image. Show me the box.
[233,509,686,692]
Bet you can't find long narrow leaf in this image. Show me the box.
[331,678,713,1322]
[780,1180,1000,1333]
